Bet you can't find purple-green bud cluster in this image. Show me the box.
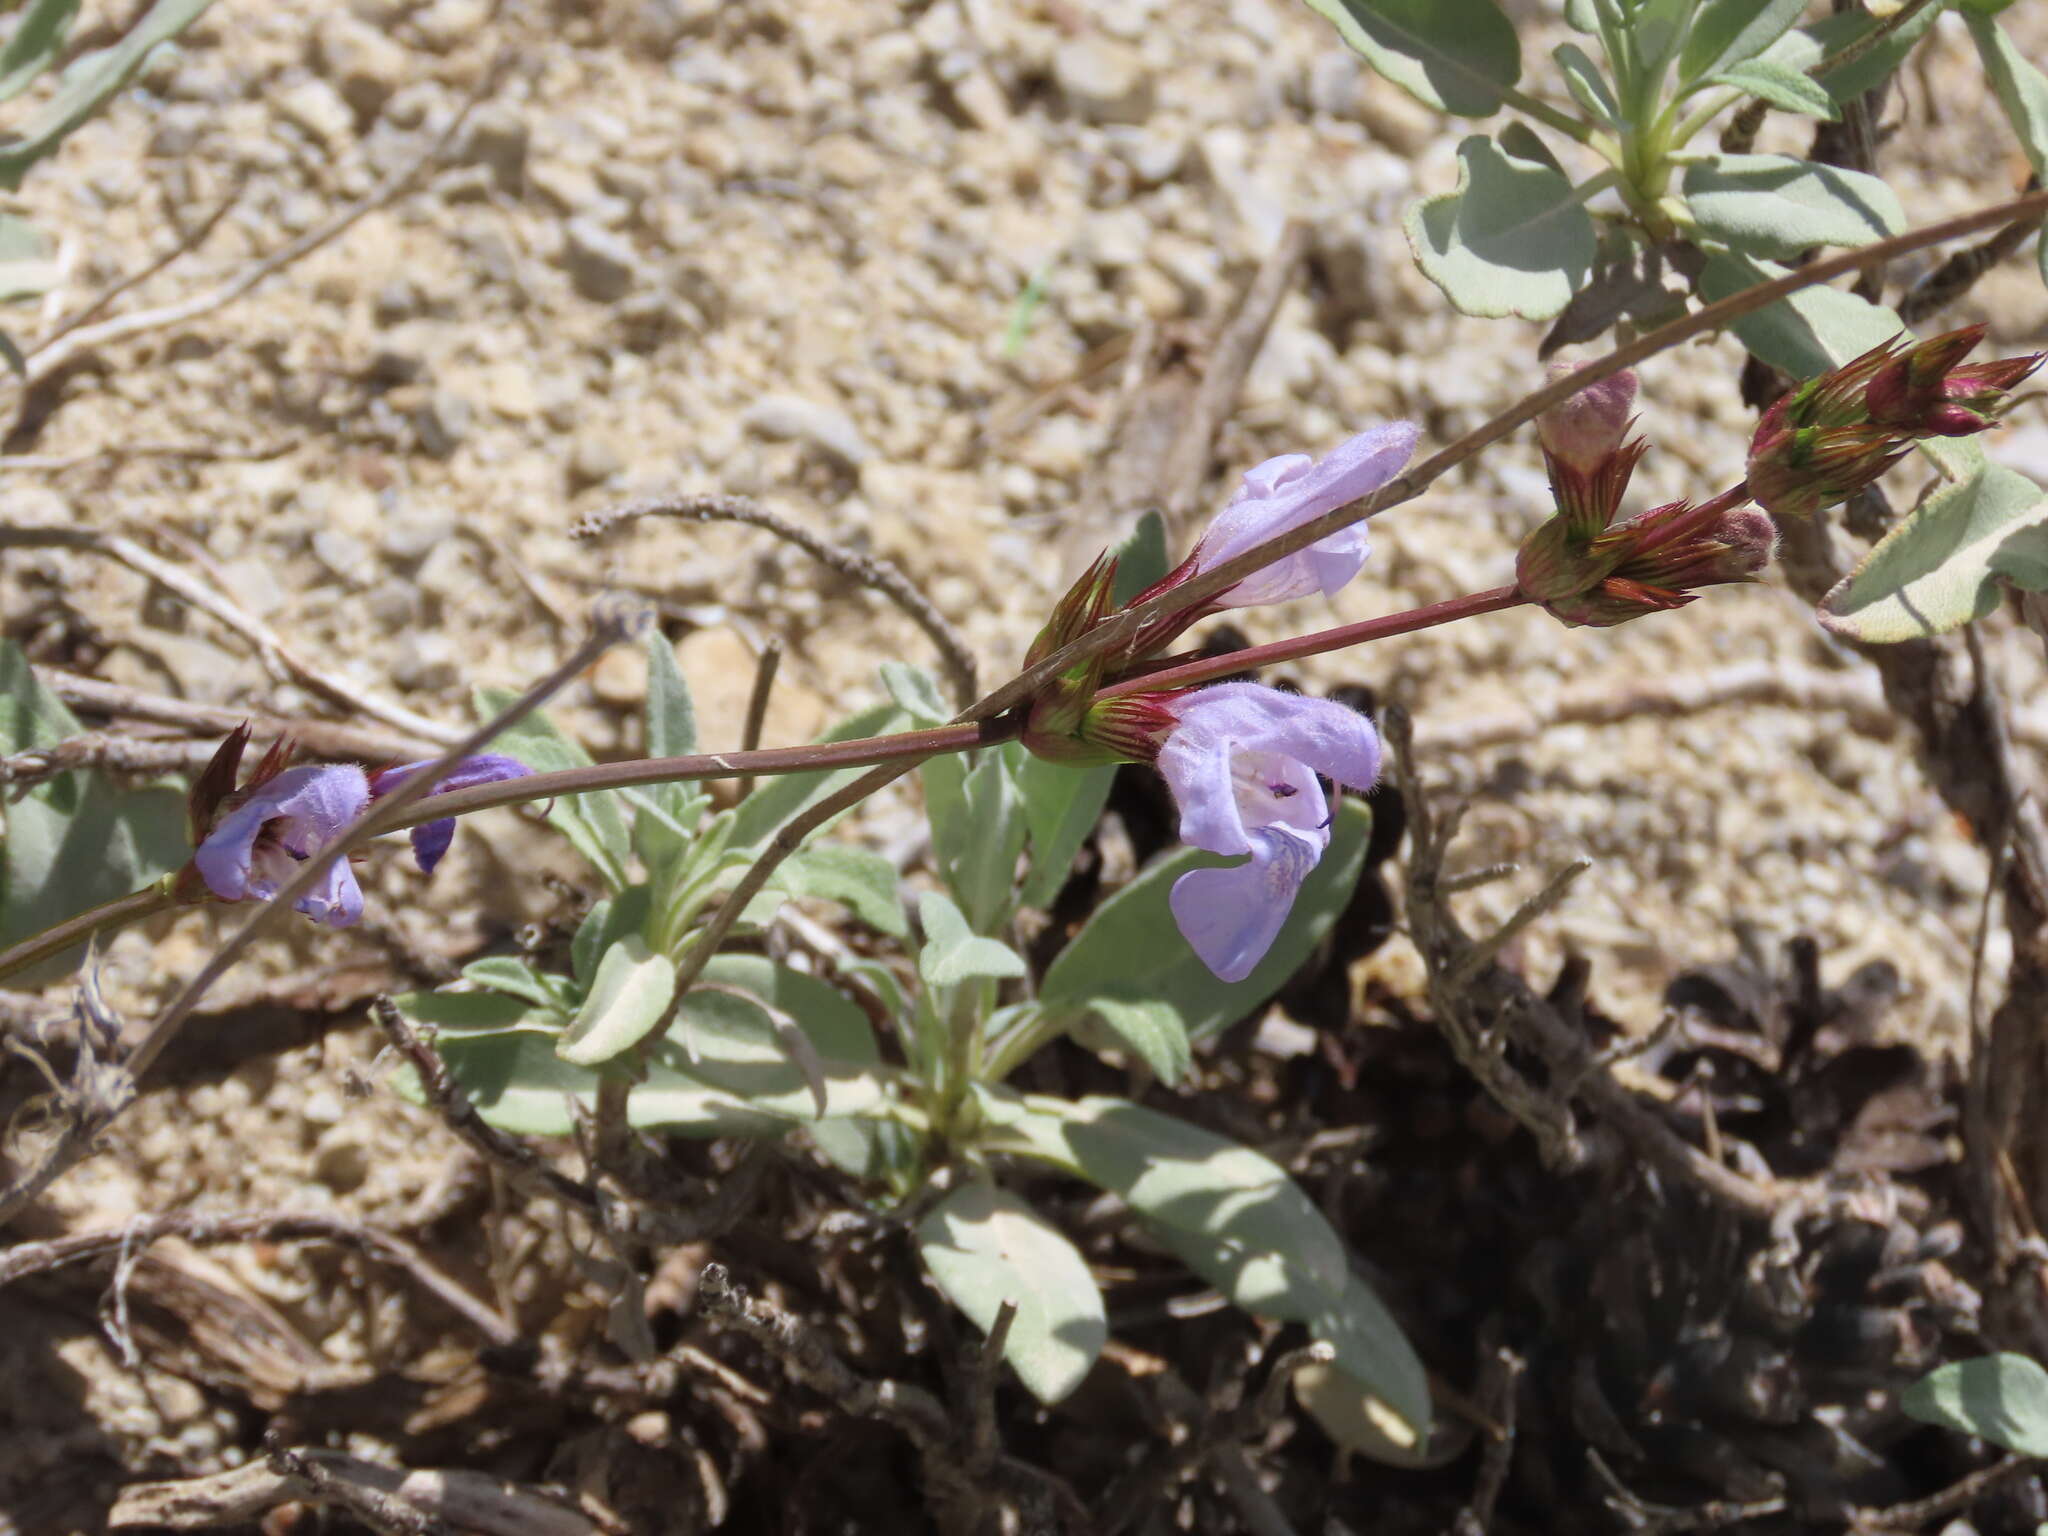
[1517,363,1775,628]
[1747,324,2044,519]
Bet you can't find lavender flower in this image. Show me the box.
[193,764,371,927]
[1186,422,1420,609]
[1157,683,1381,982]
[367,753,532,874]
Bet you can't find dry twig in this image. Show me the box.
[0,526,458,744]
[571,491,978,708]
[36,666,439,761]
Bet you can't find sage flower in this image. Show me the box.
[368,753,531,873]
[1182,422,1420,609]
[194,764,371,927]
[1156,683,1381,982]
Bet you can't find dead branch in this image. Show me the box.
[107,1447,607,1535]
[571,491,978,708]
[1388,706,1783,1220]
[0,975,135,1227]
[0,525,458,744]
[38,665,437,762]
[0,1208,517,1348]
[0,729,219,787]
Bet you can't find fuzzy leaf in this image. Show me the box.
[1677,0,1808,88]
[1039,799,1369,1045]
[917,1183,1106,1405]
[1682,154,1902,260]
[1293,1272,1435,1464]
[1904,1355,2048,1456]
[0,0,215,189]
[992,1092,1351,1305]
[772,842,906,936]
[1966,14,2048,187]
[461,956,571,1014]
[1801,5,1944,104]
[1300,0,1521,117]
[557,934,678,1065]
[1819,464,2048,642]
[1074,996,1191,1085]
[1405,135,1596,320]
[0,642,187,976]
[1708,57,1837,118]
[1552,41,1620,126]
[926,750,1027,934]
[1696,250,1903,382]
[918,890,1026,988]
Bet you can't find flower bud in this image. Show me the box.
[1021,691,1179,766]
[1538,496,1775,628]
[1538,363,1637,475]
[1747,412,1906,519]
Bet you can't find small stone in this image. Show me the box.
[363,580,423,628]
[743,394,874,470]
[314,13,410,121]
[632,0,719,53]
[390,631,457,691]
[275,75,355,147]
[942,66,1012,132]
[380,499,456,562]
[218,557,286,618]
[589,646,648,709]
[562,217,639,303]
[462,103,528,191]
[409,0,491,53]
[530,159,602,214]
[311,529,372,582]
[1354,82,1438,156]
[1052,38,1154,125]
[373,279,420,325]
[1106,125,1185,186]
[414,389,471,458]
[569,435,625,492]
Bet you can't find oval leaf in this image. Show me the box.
[917,1184,1106,1405]
[1904,1355,2048,1456]
[1682,154,1902,260]
[1708,58,1837,119]
[1677,0,1808,88]
[1301,0,1520,117]
[1819,464,2048,643]
[994,1093,1350,1304]
[1405,135,1596,321]
[1076,996,1192,1085]
[1294,1271,1436,1464]
[918,890,1026,988]
[558,935,678,1065]
[1041,800,1370,1045]
[1696,250,1903,382]
[1966,14,2048,185]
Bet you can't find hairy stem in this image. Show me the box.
[0,881,178,983]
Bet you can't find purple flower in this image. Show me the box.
[367,753,531,874]
[1189,423,1419,609]
[193,764,371,927]
[1157,683,1381,982]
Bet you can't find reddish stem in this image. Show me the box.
[1096,585,1527,698]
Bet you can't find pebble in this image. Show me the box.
[409,0,491,53]
[461,103,529,191]
[743,394,874,470]
[569,434,625,491]
[312,528,372,582]
[380,499,457,562]
[1051,37,1154,125]
[415,389,472,458]
[314,12,409,121]
[275,75,355,147]
[562,216,640,302]
[632,0,720,54]
[389,630,458,690]
[589,646,648,709]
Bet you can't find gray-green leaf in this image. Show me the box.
[1708,57,1837,119]
[916,1183,1106,1405]
[1405,135,1596,320]
[1294,1271,1435,1462]
[1677,0,1808,89]
[1696,250,1903,381]
[918,890,1026,988]
[1966,14,2048,188]
[1818,464,2048,643]
[1075,996,1191,1085]
[772,841,907,937]
[1039,799,1370,1044]
[1682,154,1902,260]
[558,935,678,1065]
[0,0,216,189]
[1904,1355,2048,1457]
[1301,0,1521,117]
